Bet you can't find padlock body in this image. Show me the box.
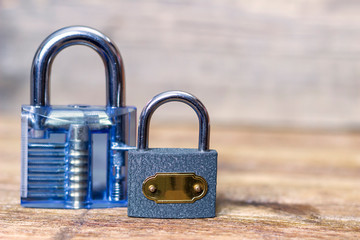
[127,148,217,218]
[21,105,136,209]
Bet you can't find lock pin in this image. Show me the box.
[66,124,90,209]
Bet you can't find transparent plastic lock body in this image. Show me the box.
[21,105,136,208]
[20,26,136,209]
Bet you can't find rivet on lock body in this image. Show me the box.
[21,26,136,209]
[128,91,218,218]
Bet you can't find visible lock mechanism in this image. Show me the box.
[128,91,218,218]
[142,173,208,203]
[21,26,136,209]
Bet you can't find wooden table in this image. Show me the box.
[0,116,359,239]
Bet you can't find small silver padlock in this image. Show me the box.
[128,91,217,218]
[21,26,136,209]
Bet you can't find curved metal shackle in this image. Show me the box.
[31,26,125,107]
[138,91,210,151]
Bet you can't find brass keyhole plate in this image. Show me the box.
[142,173,208,204]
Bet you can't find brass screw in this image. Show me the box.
[148,185,157,193]
[193,184,202,193]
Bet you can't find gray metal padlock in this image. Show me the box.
[128,91,217,218]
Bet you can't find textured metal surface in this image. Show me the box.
[31,26,125,107]
[137,91,210,151]
[128,148,217,218]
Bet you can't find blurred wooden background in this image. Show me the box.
[1,0,360,129]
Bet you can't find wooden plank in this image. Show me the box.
[0,116,359,239]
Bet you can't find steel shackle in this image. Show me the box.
[31,26,125,107]
[137,91,210,151]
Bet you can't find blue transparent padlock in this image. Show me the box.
[21,26,136,209]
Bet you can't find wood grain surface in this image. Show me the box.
[0,116,359,239]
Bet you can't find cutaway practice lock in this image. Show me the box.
[21,26,136,209]
[127,91,217,218]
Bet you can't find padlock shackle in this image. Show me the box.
[138,91,210,151]
[31,26,125,107]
